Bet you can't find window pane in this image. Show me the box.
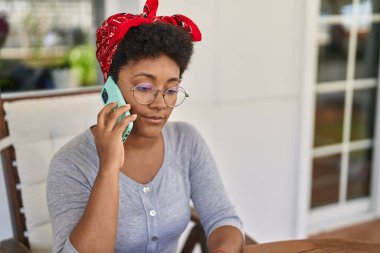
[355,23,380,79]
[311,154,341,208]
[321,0,354,15]
[360,0,380,13]
[347,149,372,200]
[0,0,98,92]
[314,92,345,147]
[351,88,377,140]
[317,24,349,83]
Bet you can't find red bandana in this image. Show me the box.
[96,0,202,82]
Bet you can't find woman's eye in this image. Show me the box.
[166,88,178,95]
[135,84,154,92]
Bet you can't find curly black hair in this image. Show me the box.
[109,22,194,82]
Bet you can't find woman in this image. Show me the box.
[47,0,244,252]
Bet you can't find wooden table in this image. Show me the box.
[243,239,380,253]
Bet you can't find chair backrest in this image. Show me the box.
[0,87,102,253]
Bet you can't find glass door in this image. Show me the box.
[309,0,380,233]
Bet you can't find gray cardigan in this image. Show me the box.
[47,121,243,253]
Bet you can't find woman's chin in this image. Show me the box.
[130,125,164,139]
[126,115,168,139]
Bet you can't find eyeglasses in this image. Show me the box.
[125,83,189,107]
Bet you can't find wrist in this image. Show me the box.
[98,166,120,178]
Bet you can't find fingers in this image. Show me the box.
[97,102,118,128]
[104,104,131,131]
[114,114,137,134]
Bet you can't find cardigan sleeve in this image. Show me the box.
[47,156,91,253]
[185,123,244,239]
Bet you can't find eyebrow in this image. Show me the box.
[133,72,156,80]
[133,72,180,83]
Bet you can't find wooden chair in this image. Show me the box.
[0,87,102,253]
[0,87,256,253]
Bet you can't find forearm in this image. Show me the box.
[208,226,244,253]
[69,169,119,253]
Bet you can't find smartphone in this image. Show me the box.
[101,76,133,142]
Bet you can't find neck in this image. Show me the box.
[123,132,162,151]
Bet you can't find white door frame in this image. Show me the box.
[372,67,380,217]
[296,0,380,238]
[295,0,320,239]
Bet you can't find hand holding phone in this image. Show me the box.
[101,77,134,142]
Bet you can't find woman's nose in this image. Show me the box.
[150,90,167,108]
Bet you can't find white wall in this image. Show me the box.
[0,0,307,244]
[158,0,305,242]
[105,0,140,17]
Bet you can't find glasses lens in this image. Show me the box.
[134,83,155,104]
[133,84,187,107]
[165,86,186,107]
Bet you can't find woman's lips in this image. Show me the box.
[142,115,165,124]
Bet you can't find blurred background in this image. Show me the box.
[1,0,380,249]
[0,0,103,92]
